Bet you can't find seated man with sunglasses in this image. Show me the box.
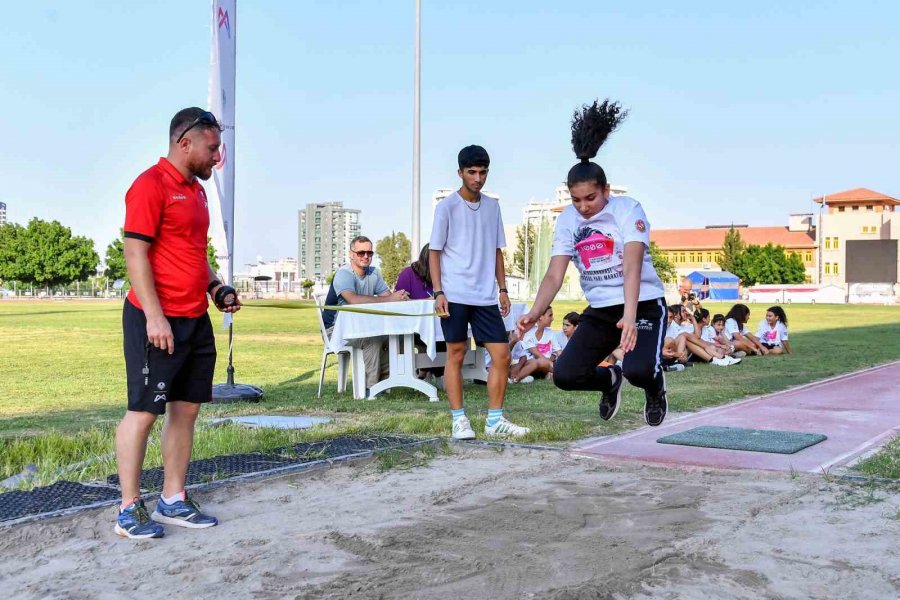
[322,235,410,391]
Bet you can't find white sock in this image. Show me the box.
[161,490,185,505]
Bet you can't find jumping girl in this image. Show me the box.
[517,99,669,426]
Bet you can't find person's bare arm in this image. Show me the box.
[124,238,173,354]
[340,289,408,304]
[618,241,644,353]
[496,248,510,317]
[429,249,448,317]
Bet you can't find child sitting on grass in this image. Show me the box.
[756,305,792,355]
[515,305,555,381]
[551,311,579,361]
[507,331,535,384]
[724,303,768,356]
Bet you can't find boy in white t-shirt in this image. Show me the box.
[512,306,555,382]
[517,99,670,427]
[430,145,529,440]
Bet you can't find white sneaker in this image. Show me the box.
[519,376,535,384]
[711,357,730,367]
[451,416,476,440]
[483,417,530,438]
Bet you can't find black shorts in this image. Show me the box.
[440,302,508,345]
[123,299,217,414]
[761,342,780,350]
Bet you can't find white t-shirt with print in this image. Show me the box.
[522,327,555,358]
[756,320,789,346]
[551,197,665,308]
[429,191,505,306]
[551,330,569,354]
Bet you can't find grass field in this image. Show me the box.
[1,299,898,486]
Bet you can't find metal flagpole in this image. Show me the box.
[411,0,421,261]
[210,0,262,404]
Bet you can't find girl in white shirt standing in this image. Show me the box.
[756,306,792,355]
[517,99,669,427]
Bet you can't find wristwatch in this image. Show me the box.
[499,288,508,294]
[433,291,445,298]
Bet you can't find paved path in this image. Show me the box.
[573,361,900,473]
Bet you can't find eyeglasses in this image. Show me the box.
[353,250,375,258]
[176,111,221,143]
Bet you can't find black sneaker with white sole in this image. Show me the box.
[643,388,668,427]
[599,365,623,421]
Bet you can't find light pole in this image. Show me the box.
[411,0,421,261]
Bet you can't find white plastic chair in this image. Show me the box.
[314,292,353,397]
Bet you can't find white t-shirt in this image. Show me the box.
[665,320,694,340]
[756,320,789,346]
[551,330,569,354]
[724,318,749,341]
[522,327,554,358]
[551,197,665,308]
[429,191,505,306]
[701,325,718,344]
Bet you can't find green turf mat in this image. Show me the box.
[657,426,827,454]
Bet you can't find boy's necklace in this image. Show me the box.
[462,192,482,211]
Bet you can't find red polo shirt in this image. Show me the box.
[124,158,211,318]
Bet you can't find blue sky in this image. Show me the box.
[1,1,897,268]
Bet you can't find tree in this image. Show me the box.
[375,231,411,287]
[512,222,536,277]
[207,237,220,273]
[0,222,25,285]
[736,243,807,286]
[648,242,677,284]
[104,232,220,281]
[301,278,315,299]
[6,219,98,288]
[104,230,127,281]
[718,226,745,274]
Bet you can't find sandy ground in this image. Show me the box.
[2,445,899,600]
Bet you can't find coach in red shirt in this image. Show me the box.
[114,107,239,539]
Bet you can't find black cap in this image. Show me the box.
[458,145,490,169]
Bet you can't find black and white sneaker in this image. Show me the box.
[643,388,668,427]
[599,365,623,421]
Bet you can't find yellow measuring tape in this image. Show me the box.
[247,301,445,318]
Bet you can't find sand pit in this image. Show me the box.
[2,446,898,599]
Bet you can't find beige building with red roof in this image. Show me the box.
[649,188,899,291]
[814,188,899,290]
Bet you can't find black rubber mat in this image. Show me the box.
[0,481,121,523]
[107,434,420,491]
[1,435,422,524]
[106,452,298,490]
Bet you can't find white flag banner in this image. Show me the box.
[208,0,236,286]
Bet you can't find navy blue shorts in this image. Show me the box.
[123,300,217,414]
[440,302,508,345]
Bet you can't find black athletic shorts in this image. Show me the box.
[440,302,508,345]
[123,299,217,414]
[761,342,779,350]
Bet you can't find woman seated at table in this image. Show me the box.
[396,244,434,300]
[396,244,444,379]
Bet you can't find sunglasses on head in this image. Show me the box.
[176,111,220,143]
[353,250,375,258]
